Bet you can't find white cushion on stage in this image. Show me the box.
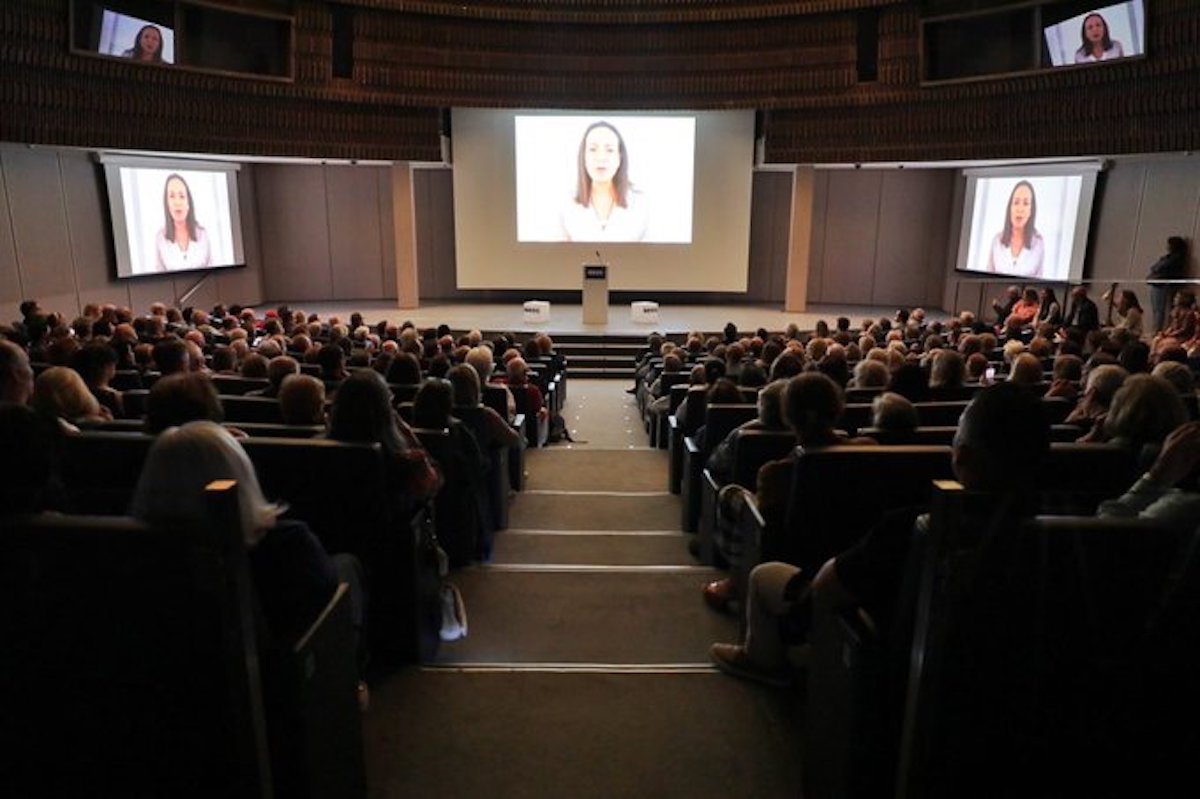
[630,301,660,324]
[523,300,551,323]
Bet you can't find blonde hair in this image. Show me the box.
[131,421,282,545]
[33,366,100,422]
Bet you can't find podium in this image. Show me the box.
[582,263,608,325]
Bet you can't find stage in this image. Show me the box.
[263,300,951,336]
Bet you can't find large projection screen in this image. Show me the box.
[955,163,1102,283]
[452,109,754,292]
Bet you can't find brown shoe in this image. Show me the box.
[702,578,736,613]
[710,643,792,688]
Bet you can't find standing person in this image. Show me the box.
[1147,237,1189,334]
[155,173,212,271]
[559,121,648,242]
[985,181,1044,277]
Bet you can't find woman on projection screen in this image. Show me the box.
[559,121,649,243]
[985,180,1045,278]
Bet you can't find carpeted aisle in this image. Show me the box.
[363,380,804,798]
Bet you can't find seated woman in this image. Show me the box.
[327,370,441,507]
[129,421,368,701]
[446,364,521,452]
[1002,287,1041,333]
[413,378,489,565]
[32,366,111,430]
[1082,373,1188,454]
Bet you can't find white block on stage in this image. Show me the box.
[522,300,551,323]
[630,301,660,324]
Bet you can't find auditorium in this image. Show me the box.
[2,1,1199,797]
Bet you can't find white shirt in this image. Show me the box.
[986,232,1044,278]
[560,191,648,243]
[155,226,212,271]
[1075,41,1124,63]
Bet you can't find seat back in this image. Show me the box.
[60,430,156,514]
[0,484,272,798]
[899,496,1182,798]
[728,430,796,488]
[242,438,440,664]
[213,375,272,396]
[222,396,285,424]
[775,446,955,572]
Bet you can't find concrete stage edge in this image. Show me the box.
[260,301,951,336]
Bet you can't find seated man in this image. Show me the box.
[703,373,868,613]
[710,382,1050,685]
[278,374,326,426]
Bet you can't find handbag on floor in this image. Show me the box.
[438,582,468,641]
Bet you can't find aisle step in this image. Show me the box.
[491,529,694,566]
[434,569,735,665]
[508,492,681,532]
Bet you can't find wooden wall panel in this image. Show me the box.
[747,170,793,303]
[872,170,952,307]
[1131,160,1200,282]
[256,165,333,302]
[816,171,881,304]
[326,166,387,300]
[1089,163,1147,284]
[3,148,76,300]
[0,149,24,321]
[806,170,830,302]
[378,168,398,298]
[60,153,111,294]
[5,3,1200,164]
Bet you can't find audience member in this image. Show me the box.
[32,366,109,429]
[278,374,326,426]
[145,372,224,434]
[710,383,1050,685]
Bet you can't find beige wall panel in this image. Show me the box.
[872,171,950,308]
[806,171,830,302]
[1130,159,1200,282]
[218,164,264,307]
[1089,162,1147,283]
[256,165,332,302]
[784,167,811,312]
[4,148,76,301]
[924,175,955,308]
[0,147,24,313]
[326,166,385,300]
[127,276,179,313]
[379,169,398,298]
[393,164,419,308]
[817,171,882,305]
[60,152,112,295]
[77,286,134,315]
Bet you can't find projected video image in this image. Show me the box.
[962,175,1084,281]
[515,115,695,244]
[98,10,175,64]
[117,167,237,276]
[1043,1,1144,67]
